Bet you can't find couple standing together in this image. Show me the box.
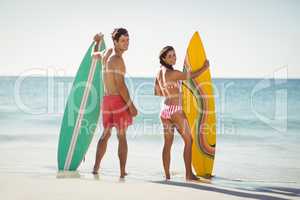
[92,28,209,181]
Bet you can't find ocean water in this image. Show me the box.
[0,76,299,187]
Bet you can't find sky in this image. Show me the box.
[0,0,299,78]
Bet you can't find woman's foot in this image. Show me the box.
[186,173,199,181]
[165,173,171,180]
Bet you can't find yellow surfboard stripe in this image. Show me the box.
[182,32,216,177]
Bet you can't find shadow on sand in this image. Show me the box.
[152,180,300,200]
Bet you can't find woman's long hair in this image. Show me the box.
[159,46,174,70]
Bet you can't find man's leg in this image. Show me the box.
[117,127,128,178]
[93,127,112,174]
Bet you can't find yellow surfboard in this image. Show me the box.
[182,32,216,178]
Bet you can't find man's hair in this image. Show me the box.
[112,28,129,42]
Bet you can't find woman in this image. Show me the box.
[154,46,209,180]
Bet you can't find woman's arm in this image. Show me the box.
[154,78,163,96]
[169,60,209,81]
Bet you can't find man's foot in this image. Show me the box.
[120,172,128,178]
[92,171,99,175]
[93,165,100,175]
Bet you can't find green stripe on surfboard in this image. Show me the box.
[182,68,206,155]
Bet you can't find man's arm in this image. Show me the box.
[102,48,113,67]
[111,58,137,116]
[93,33,104,60]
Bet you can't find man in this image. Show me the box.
[92,28,138,178]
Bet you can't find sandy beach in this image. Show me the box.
[1,172,300,200]
[1,76,300,200]
[1,0,300,199]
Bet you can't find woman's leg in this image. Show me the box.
[171,111,198,180]
[161,117,174,180]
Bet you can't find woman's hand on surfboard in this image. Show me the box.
[185,59,209,79]
[202,59,210,70]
